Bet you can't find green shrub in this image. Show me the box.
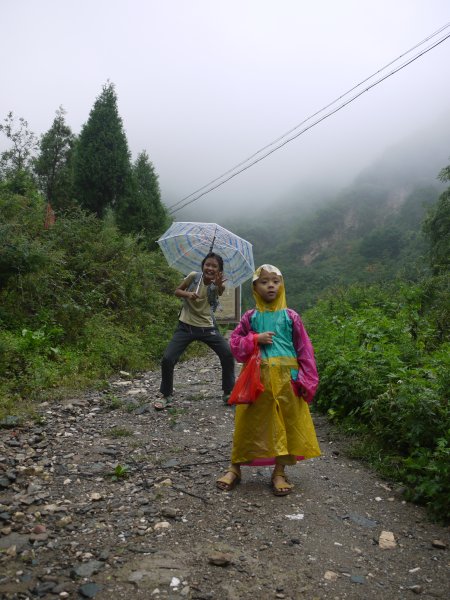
[0,191,181,410]
[315,350,383,418]
[305,280,449,521]
[80,313,145,373]
[366,377,448,453]
[402,437,450,523]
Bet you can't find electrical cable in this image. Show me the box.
[168,22,449,213]
[168,23,450,215]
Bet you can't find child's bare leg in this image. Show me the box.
[216,464,241,491]
[271,459,294,496]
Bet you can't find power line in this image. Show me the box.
[168,22,449,214]
[173,30,450,214]
[168,23,450,215]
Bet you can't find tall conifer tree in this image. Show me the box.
[73,82,131,217]
[115,150,170,247]
[34,106,75,211]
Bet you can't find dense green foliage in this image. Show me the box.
[0,112,37,180]
[1,84,177,415]
[0,184,180,413]
[33,107,75,211]
[304,277,449,522]
[237,182,439,312]
[115,150,170,248]
[1,82,170,236]
[72,82,132,217]
[423,165,450,276]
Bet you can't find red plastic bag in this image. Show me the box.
[228,343,265,405]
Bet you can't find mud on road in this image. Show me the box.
[1,351,449,599]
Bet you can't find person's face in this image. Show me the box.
[202,257,221,283]
[254,269,282,303]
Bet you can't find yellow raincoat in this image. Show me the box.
[229,269,321,466]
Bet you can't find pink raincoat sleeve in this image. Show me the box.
[287,309,319,404]
[229,310,257,363]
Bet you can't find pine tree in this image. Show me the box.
[115,150,170,247]
[72,82,132,217]
[34,106,75,212]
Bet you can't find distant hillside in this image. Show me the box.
[237,183,439,311]
[226,121,449,311]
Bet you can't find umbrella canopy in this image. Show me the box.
[157,222,255,288]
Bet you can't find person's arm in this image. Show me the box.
[288,309,319,404]
[229,310,257,362]
[174,273,198,300]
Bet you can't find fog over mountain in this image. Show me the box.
[181,111,450,224]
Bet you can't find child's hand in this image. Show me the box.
[188,291,198,300]
[215,272,227,290]
[215,271,225,283]
[257,331,276,345]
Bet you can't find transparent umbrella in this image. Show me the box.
[157,222,255,288]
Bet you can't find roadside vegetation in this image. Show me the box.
[0,189,181,411]
[304,169,450,522]
[0,84,448,521]
[305,276,449,522]
[0,83,179,414]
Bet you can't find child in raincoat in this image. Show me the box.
[216,264,321,495]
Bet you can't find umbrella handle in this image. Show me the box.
[195,274,203,294]
[209,225,217,253]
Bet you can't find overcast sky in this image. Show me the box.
[2,0,449,220]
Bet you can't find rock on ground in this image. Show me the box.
[0,351,449,599]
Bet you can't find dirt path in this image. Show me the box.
[1,351,449,599]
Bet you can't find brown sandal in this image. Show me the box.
[271,467,294,496]
[216,466,241,491]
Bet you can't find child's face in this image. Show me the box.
[202,257,221,283]
[254,269,282,303]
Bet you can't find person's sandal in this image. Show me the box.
[216,465,241,491]
[153,396,173,411]
[271,466,294,496]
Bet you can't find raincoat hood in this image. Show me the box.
[252,264,287,312]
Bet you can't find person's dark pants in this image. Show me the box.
[160,321,235,398]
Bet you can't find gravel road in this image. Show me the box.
[1,351,448,599]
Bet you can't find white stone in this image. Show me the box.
[155,478,172,487]
[154,521,170,530]
[379,530,396,549]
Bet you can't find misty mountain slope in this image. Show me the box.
[354,112,450,189]
[253,182,439,310]
[231,115,446,228]
[231,138,447,310]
